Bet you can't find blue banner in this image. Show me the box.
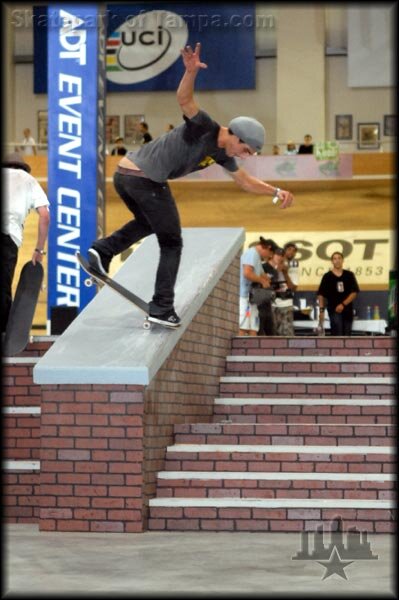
[47,5,106,319]
[34,3,255,93]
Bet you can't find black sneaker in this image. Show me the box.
[148,309,181,328]
[88,248,111,275]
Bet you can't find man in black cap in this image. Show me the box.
[1,152,50,333]
[241,237,278,336]
[87,43,294,328]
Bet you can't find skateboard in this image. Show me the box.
[3,261,44,356]
[76,252,176,330]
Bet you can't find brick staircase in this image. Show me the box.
[148,336,396,533]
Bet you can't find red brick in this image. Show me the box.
[40,508,73,519]
[270,520,303,531]
[150,507,183,518]
[166,519,200,530]
[184,508,217,518]
[201,519,235,530]
[108,510,141,521]
[148,518,165,530]
[74,509,107,520]
[57,497,90,508]
[74,485,107,496]
[235,520,270,531]
[58,450,91,461]
[57,520,90,531]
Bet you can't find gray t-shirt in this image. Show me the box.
[126,110,238,183]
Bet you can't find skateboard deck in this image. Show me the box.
[3,261,44,356]
[76,252,176,330]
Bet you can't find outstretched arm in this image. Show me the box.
[230,167,294,209]
[177,42,207,119]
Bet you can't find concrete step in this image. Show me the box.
[219,376,395,399]
[230,336,395,357]
[173,422,396,446]
[148,497,395,533]
[213,398,395,424]
[225,355,395,377]
[156,470,395,500]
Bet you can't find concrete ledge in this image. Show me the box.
[149,498,395,509]
[33,228,244,385]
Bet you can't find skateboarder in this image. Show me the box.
[88,43,294,328]
[1,152,50,334]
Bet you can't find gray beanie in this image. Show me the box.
[2,152,31,173]
[228,116,265,152]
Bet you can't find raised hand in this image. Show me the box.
[180,42,208,72]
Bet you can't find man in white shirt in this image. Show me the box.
[20,128,37,156]
[1,153,50,333]
[239,237,276,336]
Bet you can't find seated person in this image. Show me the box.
[297,134,314,154]
[284,141,297,155]
[111,137,127,156]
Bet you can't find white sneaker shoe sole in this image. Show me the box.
[148,316,181,328]
[88,249,108,276]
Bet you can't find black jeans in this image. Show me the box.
[258,301,275,335]
[328,310,353,335]
[1,234,19,333]
[94,172,183,315]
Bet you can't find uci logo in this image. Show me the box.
[106,10,189,85]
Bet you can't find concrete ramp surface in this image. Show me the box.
[33,228,244,385]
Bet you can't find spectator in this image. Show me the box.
[272,145,280,155]
[284,140,297,155]
[111,137,127,156]
[268,247,295,336]
[282,242,299,295]
[20,128,37,156]
[1,153,50,333]
[258,239,279,335]
[297,134,314,155]
[317,251,360,336]
[139,122,153,144]
[239,237,275,336]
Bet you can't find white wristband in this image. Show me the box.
[272,188,281,204]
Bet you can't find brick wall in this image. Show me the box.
[37,256,240,532]
[3,360,43,522]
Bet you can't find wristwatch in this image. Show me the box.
[272,188,281,204]
[35,248,46,255]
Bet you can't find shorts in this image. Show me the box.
[239,297,259,332]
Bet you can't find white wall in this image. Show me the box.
[326,56,395,152]
[13,58,277,151]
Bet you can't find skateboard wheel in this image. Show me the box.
[84,278,93,287]
[143,320,152,330]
